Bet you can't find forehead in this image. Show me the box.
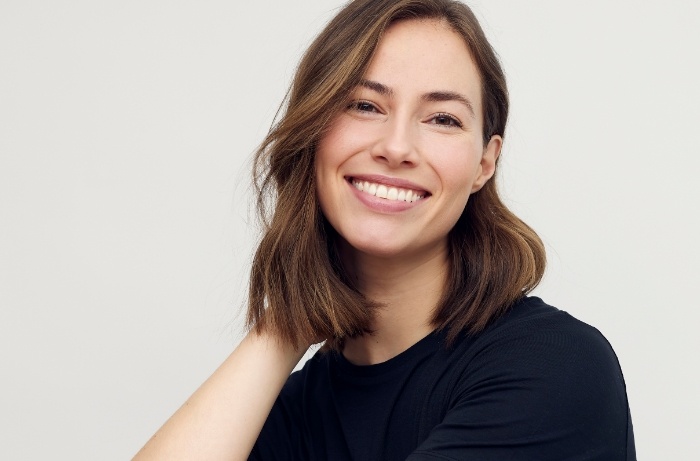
[362,19,482,108]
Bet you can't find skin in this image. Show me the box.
[316,19,501,365]
[133,18,501,460]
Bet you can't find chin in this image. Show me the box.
[355,244,409,260]
[344,233,447,264]
[334,232,402,259]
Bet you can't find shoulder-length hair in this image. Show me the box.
[248,0,546,350]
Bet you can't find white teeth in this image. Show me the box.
[351,179,425,203]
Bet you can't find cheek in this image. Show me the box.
[434,145,482,192]
[314,133,346,226]
[315,131,347,188]
[314,150,333,220]
[315,114,358,160]
[314,130,339,185]
[314,117,368,205]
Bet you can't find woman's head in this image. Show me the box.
[315,17,501,262]
[250,0,545,349]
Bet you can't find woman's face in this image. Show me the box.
[315,19,501,262]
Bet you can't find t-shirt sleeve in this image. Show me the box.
[407,313,635,461]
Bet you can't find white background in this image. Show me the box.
[1,1,698,459]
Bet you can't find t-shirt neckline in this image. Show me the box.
[334,330,443,379]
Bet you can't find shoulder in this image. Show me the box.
[470,296,622,365]
[460,297,627,389]
[411,297,634,459]
[461,297,631,441]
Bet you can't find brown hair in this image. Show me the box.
[248,0,546,349]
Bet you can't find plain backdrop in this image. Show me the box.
[1,0,698,459]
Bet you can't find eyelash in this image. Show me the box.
[347,100,378,113]
[346,100,463,128]
[430,113,462,128]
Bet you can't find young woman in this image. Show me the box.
[134,0,635,459]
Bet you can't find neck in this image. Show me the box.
[341,242,449,365]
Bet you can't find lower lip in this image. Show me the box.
[347,180,427,213]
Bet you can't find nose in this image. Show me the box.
[370,116,419,168]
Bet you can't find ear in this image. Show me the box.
[470,135,502,193]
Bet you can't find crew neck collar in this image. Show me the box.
[334,330,443,379]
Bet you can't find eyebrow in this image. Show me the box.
[423,91,475,118]
[358,79,475,118]
[359,79,393,97]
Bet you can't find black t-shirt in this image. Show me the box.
[250,297,635,460]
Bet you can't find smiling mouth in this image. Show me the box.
[349,178,427,203]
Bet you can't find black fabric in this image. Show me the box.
[250,297,635,460]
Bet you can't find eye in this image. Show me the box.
[429,113,463,128]
[347,100,379,113]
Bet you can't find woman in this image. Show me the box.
[135,0,635,459]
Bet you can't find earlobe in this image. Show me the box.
[471,135,502,193]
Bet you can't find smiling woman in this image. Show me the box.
[316,20,495,259]
[133,1,635,460]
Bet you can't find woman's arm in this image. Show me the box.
[132,329,309,461]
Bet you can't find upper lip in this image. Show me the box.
[346,174,430,195]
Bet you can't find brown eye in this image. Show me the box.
[431,113,462,128]
[347,100,378,113]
